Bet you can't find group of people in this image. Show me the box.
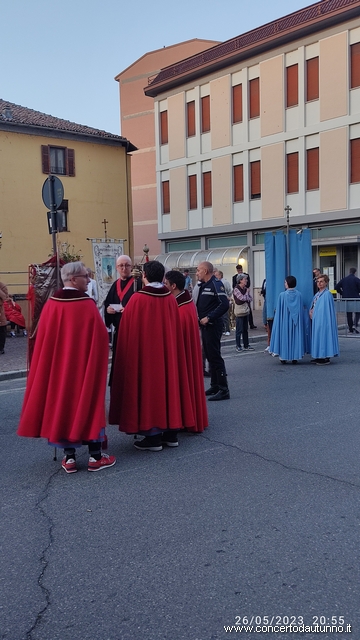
[18,257,230,472]
[269,272,340,365]
[15,255,359,472]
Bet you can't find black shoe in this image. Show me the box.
[315,358,330,366]
[205,386,219,396]
[133,435,163,451]
[354,328,359,334]
[292,360,298,364]
[203,370,211,377]
[0,350,4,355]
[208,387,230,401]
[161,431,179,447]
[250,325,257,329]
[349,327,354,333]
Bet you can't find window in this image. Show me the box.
[160,111,168,145]
[232,84,243,123]
[188,175,197,209]
[233,165,244,202]
[249,78,260,119]
[41,146,75,176]
[306,148,319,190]
[187,101,196,137]
[286,65,298,108]
[201,96,210,133]
[250,161,261,199]
[202,171,212,207]
[350,138,360,183]
[306,57,319,101]
[351,43,360,89]
[286,153,299,194]
[162,181,170,214]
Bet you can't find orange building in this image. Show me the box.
[115,39,219,263]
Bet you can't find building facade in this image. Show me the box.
[145,0,360,298]
[115,39,220,263]
[0,99,136,295]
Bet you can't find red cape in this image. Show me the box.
[17,291,109,443]
[176,290,208,432]
[109,285,195,433]
[4,300,26,327]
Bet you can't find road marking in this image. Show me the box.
[0,387,26,394]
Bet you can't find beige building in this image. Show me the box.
[115,39,219,263]
[145,0,360,296]
[0,99,136,294]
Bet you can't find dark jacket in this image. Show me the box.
[196,275,229,322]
[335,274,360,298]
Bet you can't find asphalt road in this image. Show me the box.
[1,338,359,640]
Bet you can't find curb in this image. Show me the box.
[1,338,268,382]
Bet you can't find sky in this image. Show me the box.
[1,0,312,136]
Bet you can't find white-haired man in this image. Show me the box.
[18,261,116,473]
[104,254,141,384]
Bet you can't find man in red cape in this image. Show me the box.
[165,270,208,433]
[109,260,195,451]
[17,262,116,474]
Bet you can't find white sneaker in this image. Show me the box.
[264,346,270,352]
[224,332,230,336]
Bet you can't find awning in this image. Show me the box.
[154,246,249,269]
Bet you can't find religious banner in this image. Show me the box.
[88,238,124,307]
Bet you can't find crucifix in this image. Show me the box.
[101,218,109,241]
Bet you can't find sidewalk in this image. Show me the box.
[0,309,267,381]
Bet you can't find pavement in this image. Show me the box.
[2,334,360,639]
[0,309,267,381]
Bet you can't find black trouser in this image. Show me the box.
[0,326,6,351]
[201,321,227,387]
[346,312,360,331]
[235,314,249,348]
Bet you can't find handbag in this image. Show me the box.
[234,301,250,317]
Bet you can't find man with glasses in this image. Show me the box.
[104,254,141,384]
[18,261,116,474]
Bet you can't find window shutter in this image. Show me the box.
[233,165,244,202]
[306,148,319,190]
[249,78,260,119]
[250,161,261,199]
[41,145,50,173]
[203,171,212,207]
[351,43,360,90]
[286,152,299,193]
[162,181,170,214]
[350,138,360,183]
[67,149,75,176]
[160,111,168,145]
[188,175,197,209]
[306,57,319,101]
[187,101,196,137]
[286,65,298,108]
[201,96,210,133]
[232,84,243,123]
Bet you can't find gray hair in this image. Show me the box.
[61,261,86,283]
[236,274,247,283]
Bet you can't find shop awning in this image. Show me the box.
[154,246,249,269]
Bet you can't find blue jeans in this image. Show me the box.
[235,315,249,349]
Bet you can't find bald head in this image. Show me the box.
[116,254,132,280]
[196,261,214,283]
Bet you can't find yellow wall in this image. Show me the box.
[261,143,285,218]
[0,130,131,294]
[320,32,348,122]
[320,127,347,211]
[211,75,231,150]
